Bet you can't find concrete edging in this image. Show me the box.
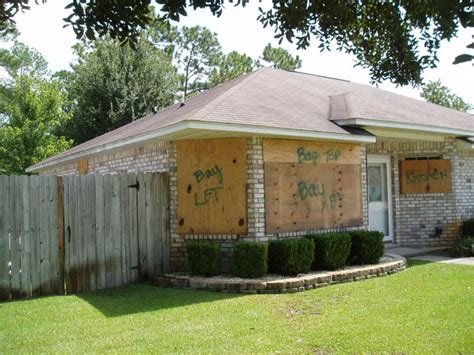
[157,254,407,294]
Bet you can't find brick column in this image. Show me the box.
[245,137,266,242]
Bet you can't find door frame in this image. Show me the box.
[367,155,394,242]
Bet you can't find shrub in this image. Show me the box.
[306,232,351,271]
[233,241,268,278]
[348,231,384,265]
[449,237,474,257]
[461,218,474,237]
[268,238,314,275]
[185,240,220,276]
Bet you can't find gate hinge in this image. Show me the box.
[128,180,140,191]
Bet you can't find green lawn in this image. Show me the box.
[1,260,473,353]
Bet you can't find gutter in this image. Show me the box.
[334,118,474,137]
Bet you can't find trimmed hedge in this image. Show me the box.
[268,238,314,275]
[306,232,351,271]
[461,218,474,237]
[233,241,268,278]
[185,240,220,276]
[348,231,384,265]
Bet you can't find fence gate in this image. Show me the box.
[0,172,170,301]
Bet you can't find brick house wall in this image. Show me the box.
[367,137,474,247]
[37,136,473,272]
[37,141,170,176]
[455,152,474,220]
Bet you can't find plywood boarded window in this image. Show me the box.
[264,139,363,234]
[177,138,247,235]
[400,159,452,194]
[77,160,88,175]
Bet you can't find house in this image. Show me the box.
[27,68,474,272]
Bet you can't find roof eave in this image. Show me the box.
[26,121,376,173]
[335,118,474,137]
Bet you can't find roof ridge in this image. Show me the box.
[188,68,265,120]
[289,69,350,82]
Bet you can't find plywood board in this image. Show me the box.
[177,138,247,235]
[265,162,363,233]
[77,160,88,175]
[400,159,452,194]
[427,159,452,193]
[263,139,360,164]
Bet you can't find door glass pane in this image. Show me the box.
[368,162,389,237]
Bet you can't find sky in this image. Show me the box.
[12,1,474,103]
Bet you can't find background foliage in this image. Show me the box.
[0,8,472,173]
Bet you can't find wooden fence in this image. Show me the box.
[0,173,170,301]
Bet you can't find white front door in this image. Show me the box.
[368,156,393,241]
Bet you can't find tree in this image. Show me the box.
[210,51,256,86]
[421,80,472,113]
[175,26,222,98]
[62,32,179,145]
[0,42,72,174]
[2,1,472,86]
[261,44,302,71]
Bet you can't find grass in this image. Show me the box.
[0,260,473,353]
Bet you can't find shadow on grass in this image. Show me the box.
[77,283,244,318]
[406,259,435,268]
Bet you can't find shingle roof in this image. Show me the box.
[30,67,474,170]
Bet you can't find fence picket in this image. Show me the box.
[161,173,171,273]
[10,176,22,299]
[103,175,114,289]
[120,174,130,285]
[95,175,106,290]
[29,176,41,297]
[20,176,31,298]
[0,176,11,300]
[85,175,97,291]
[111,175,122,287]
[47,176,60,294]
[69,176,79,293]
[152,173,163,275]
[128,174,139,282]
[144,173,155,277]
[57,177,65,295]
[136,172,147,277]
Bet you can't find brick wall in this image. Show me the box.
[454,151,474,220]
[37,141,169,175]
[367,138,472,247]
[39,136,473,271]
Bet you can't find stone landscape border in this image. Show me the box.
[157,254,407,294]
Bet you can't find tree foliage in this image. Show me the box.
[261,43,302,71]
[0,42,72,174]
[210,51,256,86]
[175,25,222,98]
[421,80,472,113]
[2,0,471,86]
[61,33,179,145]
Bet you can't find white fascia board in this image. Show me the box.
[186,121,376,143]
[27,121,375,172]
[336,118,474,137]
